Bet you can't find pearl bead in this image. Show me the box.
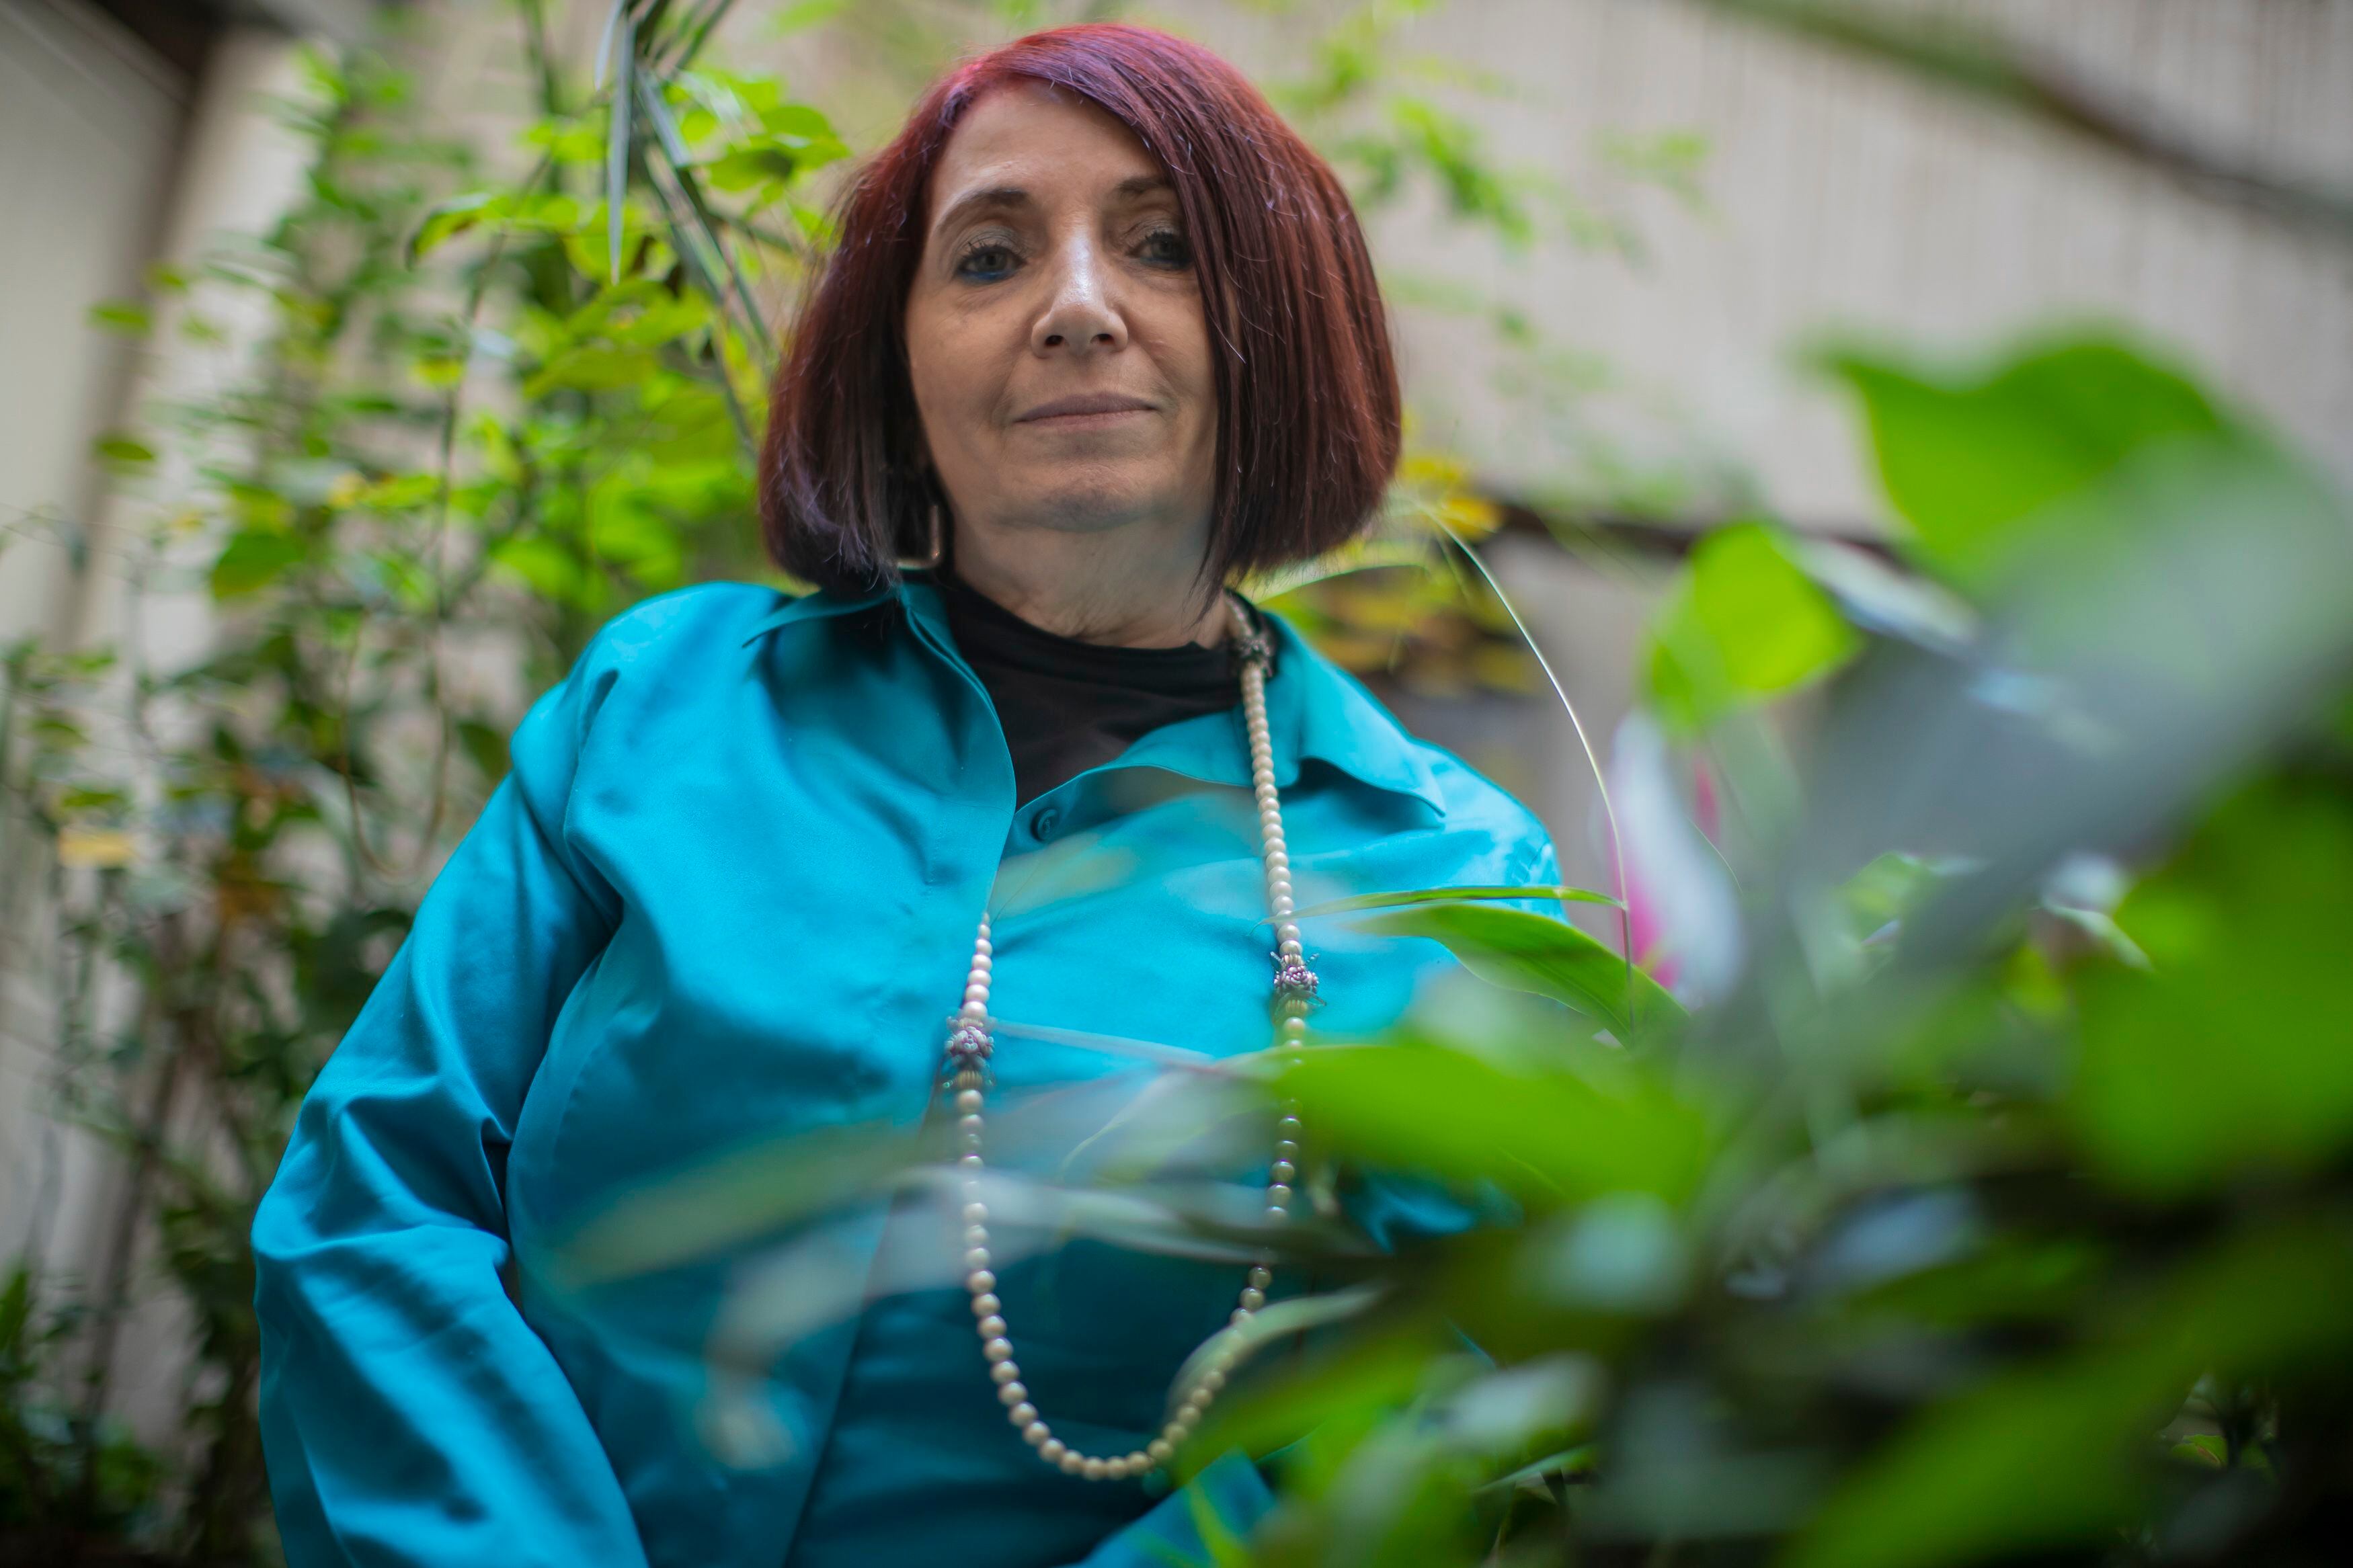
[977,1315,1006,1338]
[964,1223,990,1245]
[963,1201,988,1223]
[990,1360,1021,1385]
[1280,1020,1308,1044]
[1248,1265,1273,1288]
[969,952,991,973]
[959,1000,986,1020]
[1171,1406,1200,1433]
[1082,1457,1107,1481]
[965,1249,993,1272]
[1104,1457,1131,1480]
[1026,1423,1051,1448]
[1264,1206,1288,1223]
[1127,1450,1151,1473]
[958,1154,984,1169]
[1199,1368,1227,1394]
[975,938,992,956]
[1239,1288,1266,1311]
[983,1337,1014,1362]
[1230,1307,1253,1326]
[1277,1114,1302,1134]
[965,1270,995,1293]
[971,1292,1000,1316]
[1010,1402,1038,1425]
[1000,1383,1028,1406]
[1279,940,1304,960]
[964,984,989,1005]
[1148,1440,1173,1464]
[957,1092,983,1116]
[1039,1438,1066,1461]
[1268,1163,1293,1185]
[1059,1450,1085,1475]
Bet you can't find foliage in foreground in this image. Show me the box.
[560,329,2353,1568]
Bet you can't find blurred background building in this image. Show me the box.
[3,0,2350,1452]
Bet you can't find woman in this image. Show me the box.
[253,23,1560,1568]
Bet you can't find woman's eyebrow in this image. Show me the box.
[933,185,1030,240]
[930,174,1176,241]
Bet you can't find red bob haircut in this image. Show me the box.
[758,22,1402,596]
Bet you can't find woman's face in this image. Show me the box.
[904,81,1217,552]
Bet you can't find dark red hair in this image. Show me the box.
[758,22,1402,596]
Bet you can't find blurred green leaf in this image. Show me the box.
[1279,1041,1710,1206]
[1647,522,1861,732]
[87,300,151,335]
[92,434,157,467]
[2071,776,2353,1196]
[209,531,308,598]
[1821,335,2234,587]
[1345,903,1681,1039]
[1296,884,1620,917]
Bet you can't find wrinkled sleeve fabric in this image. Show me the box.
[252,636,644,1568]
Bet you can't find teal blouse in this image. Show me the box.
[252,575,1558,1567]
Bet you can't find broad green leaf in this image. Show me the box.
[2069,776,2353,1196]
[209,531,307,598]
[91,434,156,466]
[1278,1041,1710,1206]
[1646,522,1860,732]
[1821,335,2233,587]
[1348,903,1681,1038]
[1297,885,1620,917]
[87,300,150,335]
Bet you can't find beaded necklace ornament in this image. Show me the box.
[938,593,1313,1483]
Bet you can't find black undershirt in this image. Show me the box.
[930,569,1257,806]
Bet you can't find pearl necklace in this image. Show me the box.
[937,593,1316,1483]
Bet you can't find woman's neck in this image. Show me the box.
[946,513,1228,650]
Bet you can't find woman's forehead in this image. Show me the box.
[926,82,1168,225]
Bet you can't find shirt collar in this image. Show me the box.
[740,577,1447,819]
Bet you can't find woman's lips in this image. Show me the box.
[1015,394,1156,425]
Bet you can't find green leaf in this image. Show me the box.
[1348,903,1680,1039]
[1298,885,1621,917]
[209,531,307,598]
[1820,335,2235,587]
[405,191,500,263]
[91,434,157,466]
[1787,1219,2353,1568]
[87,300,151,335]
[1646,522,1861,732]
[2069,776,2353,1196]
[1279,1040,1711,1206]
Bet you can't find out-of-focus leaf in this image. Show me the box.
[1788,1218,2353,1568]
[1821,335,2232,588]
[405,190,499,262]
[210,532,307,598]
[1345,903,1681,1039]
[92,434,156,467]
[1278,1041,1710,1206]
[1791,534,1977,655]
[1647,522,1862,732]
[1295,884,1619,917]
[87,300,151,335]
[2070,776,2353,1195]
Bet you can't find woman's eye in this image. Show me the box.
[955,243,1020,281]
[1140,228,1192,267]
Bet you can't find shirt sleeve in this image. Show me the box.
[251,638,646,1568]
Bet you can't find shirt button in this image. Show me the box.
[1033,807,1061,841]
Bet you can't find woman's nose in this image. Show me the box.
[1031,237,1127,356]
